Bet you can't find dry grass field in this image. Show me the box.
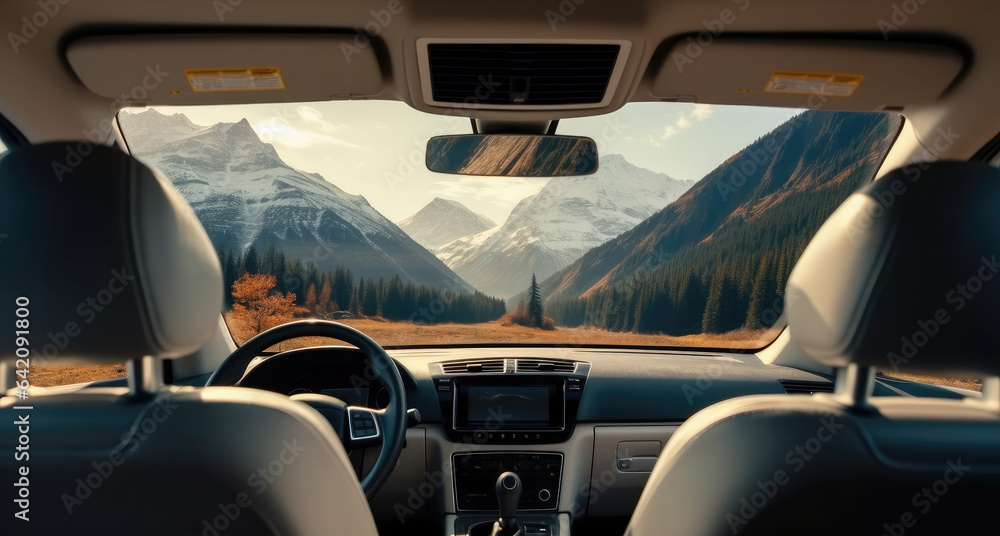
[880,372,982,392]
[225,315,779,350]
[28,363,127,387]
[26,316,981,392]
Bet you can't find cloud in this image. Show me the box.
[295,106,345,133]
[660,103,714,140]
[254,106,368,151]
[691,103,714,120]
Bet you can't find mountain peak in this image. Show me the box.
[121,108,202,129]
[398,197,497,250]
[427,197,469,210]
[118,109,204,153]
[213,117,255,136]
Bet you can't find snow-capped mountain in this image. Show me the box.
[397,197,496,250]
[119,108,474,291]
[438,154,695,298]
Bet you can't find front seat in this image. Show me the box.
[625,161,1000,535]
[0,143,379,535]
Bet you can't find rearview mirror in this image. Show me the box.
[426,134,598,177]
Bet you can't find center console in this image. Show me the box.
[430,358,590,535]
[454,452,563,511]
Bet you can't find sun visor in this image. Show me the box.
[66,34,383,106]
[651,38,964,110]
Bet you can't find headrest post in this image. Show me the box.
[0,361,10,392]
[981,377,1000,411]
[834,364,876,410]
[128,356,163,399]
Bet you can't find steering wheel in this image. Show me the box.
[206,320,407,499]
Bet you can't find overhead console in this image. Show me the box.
[430,358,591,445]
[416,39,633,111]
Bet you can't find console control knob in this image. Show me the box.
[538,488,551,502]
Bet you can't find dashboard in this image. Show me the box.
[232,344,964,534]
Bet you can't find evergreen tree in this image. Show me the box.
[273,250,288,293]
[746,252,776,329]
[362,278,380,317]
[222,250,239,308]
[527,273,543,327]
[383,275,405,320]
[261,245,277,275]
[333,265,352,311]
[243,245,259,275]
[674,271,706,335]
[702,275,725,334]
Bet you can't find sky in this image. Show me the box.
[138,101,798,223]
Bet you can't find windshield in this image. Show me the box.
[118,101,901,350]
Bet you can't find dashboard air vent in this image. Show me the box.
[442,358,505,374]
[426,43,621,106]
[515,359,577,373]
[779,380,835,395]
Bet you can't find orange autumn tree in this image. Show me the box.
[230,273,299,336]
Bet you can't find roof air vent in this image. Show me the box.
[420,40,630,109]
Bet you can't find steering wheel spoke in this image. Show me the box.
[346,406,383,449]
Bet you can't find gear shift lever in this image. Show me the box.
[494,471,522,536]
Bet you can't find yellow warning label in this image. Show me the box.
[764,71,863,97]
[185,67,285,92]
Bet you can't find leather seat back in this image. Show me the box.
[0,143,377,535]
[626,162,1000,535]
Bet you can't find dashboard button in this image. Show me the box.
[538,489,551,502]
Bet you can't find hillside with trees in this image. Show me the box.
[219,244,506,332]
[541,111,902,336]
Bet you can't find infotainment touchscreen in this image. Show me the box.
[466,385,550,423]
[454,381,565,430]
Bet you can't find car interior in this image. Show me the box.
[1,1,1000,535]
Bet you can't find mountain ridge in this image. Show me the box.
[119,108,475,293]
[539,110,903,335]
[438,153,695,299]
